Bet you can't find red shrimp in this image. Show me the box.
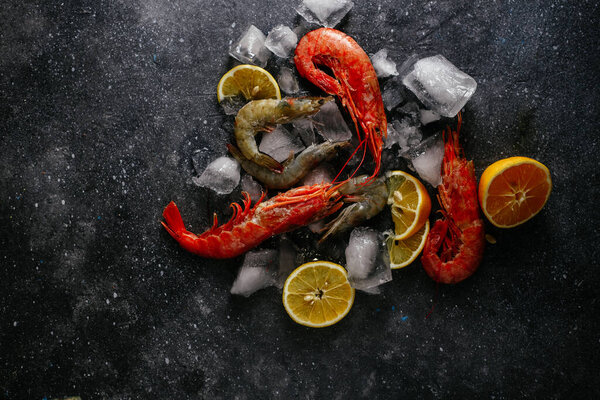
[421,114,485,284]
[294,28,387,180]
[161,183,343,259]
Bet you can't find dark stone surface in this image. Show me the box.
[1,0,599,398]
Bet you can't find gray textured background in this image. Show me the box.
[1,0,599,398]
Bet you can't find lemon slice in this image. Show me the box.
[478,156,552,228]
[282,261,354,328]
[386,171,432,241]
[387,220,430,269]
[217,64,281,103]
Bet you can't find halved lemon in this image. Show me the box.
[217,64,281,103]
[478,156,552,228]
[386,170,432,241]
[282,261,354,328]
[387,220,430,269]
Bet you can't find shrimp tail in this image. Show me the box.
[161,201,186,240]
[161,201,206,255]
[227,143,246,163]
[254,152,284,173]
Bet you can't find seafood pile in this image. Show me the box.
[161,5,552,322]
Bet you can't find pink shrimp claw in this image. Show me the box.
[294,28,387,180]
[420,114,485,284]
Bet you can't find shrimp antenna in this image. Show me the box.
[331,138,367,185]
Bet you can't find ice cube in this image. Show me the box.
[370,49,399,78]
[220,96,247,115]
[296,0,354,28]
[308,219,325,234]
[192,156,240,195]
[259,125,306,163]
[386,119,422,152]
[312,102,352,142]
[303,163,334,234]
[410,134,445,187]
[240,174,263,200]
[419,109,441,125]
[265,25,298,58]
[302,163,335,186]
[292,118,316,145]
[191,147,211,175]
[401,55,477,117]
[276,237,297,288]
[230,249,278,297]
[277,66,300,94]
[381,77,405,111]
[345,227,392,291]
[229,25,271,67]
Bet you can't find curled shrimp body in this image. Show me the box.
[161,183,343,259]
[320,175,388,242]
[421,115,485,284]
[294,28,387,179]
[234,96,333,172]
[227,141,350,189]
